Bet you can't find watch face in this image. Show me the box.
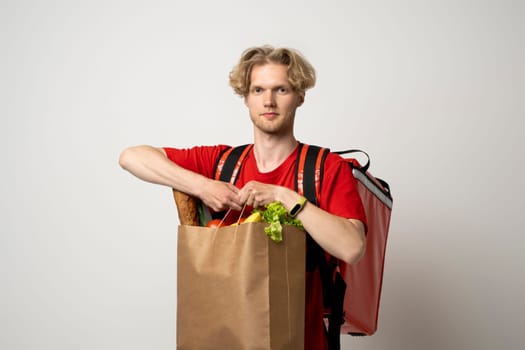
[290,197,306,217]
[290,203,301,217]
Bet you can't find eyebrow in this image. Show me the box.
[250,84,289,91]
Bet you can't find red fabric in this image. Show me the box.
[164,143,367,350]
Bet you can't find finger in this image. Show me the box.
[228,192,243,211]
[238,187,252,204]
[250,189,260,208]
[227,183,240,194]
[229,196,243,211]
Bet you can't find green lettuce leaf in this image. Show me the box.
[254,201,304,242]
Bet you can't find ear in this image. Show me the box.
[297,93,305,107]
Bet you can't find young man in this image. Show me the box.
[119,45,367,350]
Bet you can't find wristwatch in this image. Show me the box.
[289,196,307,217]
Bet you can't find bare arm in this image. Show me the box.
[119,145,243,211]
[294,198,366,264]
[239,181,366,264]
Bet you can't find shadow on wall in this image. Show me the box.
[342,208,509,350]
[343,210,489,350]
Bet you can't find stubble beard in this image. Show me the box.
[251,113,295,136]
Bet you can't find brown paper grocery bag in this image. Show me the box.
[177,222,305,350]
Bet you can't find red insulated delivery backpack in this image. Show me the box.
[214,143,393,349]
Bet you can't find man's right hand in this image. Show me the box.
[198,180,243,212]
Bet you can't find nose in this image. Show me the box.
[263,91,276,107]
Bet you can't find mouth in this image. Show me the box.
[262,112,278,118]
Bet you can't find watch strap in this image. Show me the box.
[289,196,307,217]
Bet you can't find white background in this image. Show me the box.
[2,0,524,349]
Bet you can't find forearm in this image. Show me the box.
[276,189,366,264]
[298,204,365,264]
[239,181,366,262]
[118,145,207,197]
[120,145,243,211]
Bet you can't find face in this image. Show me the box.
[244,63,304,136]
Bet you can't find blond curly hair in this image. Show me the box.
[229,45,316,97]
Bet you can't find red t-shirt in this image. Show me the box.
[164,143,366,350]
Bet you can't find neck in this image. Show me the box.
[252,134,298,173]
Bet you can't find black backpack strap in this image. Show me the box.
[294,143,329,206]
[299,144,348,350]
[327,270,346,349]
[295,144,330,275]
[333,149,370,172]
[335,148,393,207]
[213,144,253,184]
[209,144,252,220]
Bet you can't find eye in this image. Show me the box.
[277,87,288,94]
[252,87,263,94]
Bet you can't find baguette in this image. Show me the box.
[172,190,200,226]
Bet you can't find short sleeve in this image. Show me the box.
[319,153,367,226]
[163,145,230,179]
